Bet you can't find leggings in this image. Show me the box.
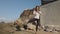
[28,18,41,32]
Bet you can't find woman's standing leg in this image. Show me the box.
[36,19,40,31]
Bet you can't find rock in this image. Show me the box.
[43,25,60,33]
[20,28,25,31]
[27,23,36,31]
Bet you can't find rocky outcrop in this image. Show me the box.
[20,9,35,20]
[14,8,37,31]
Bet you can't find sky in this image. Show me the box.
[0,0,41,22]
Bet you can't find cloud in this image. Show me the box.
[0,17,15,23]
[0,17,6,22]
[0,17,6,20]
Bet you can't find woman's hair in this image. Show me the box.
[35,6,40,11]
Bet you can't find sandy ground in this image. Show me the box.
[11,30,60,34]
[0,23,60,34]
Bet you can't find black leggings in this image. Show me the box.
[28,18,41,31]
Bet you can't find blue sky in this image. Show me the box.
[0,0,41,22]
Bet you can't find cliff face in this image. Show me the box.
[41,0,60,26]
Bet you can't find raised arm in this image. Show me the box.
[38,11,42,15]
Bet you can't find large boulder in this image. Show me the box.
[14,9,35,29]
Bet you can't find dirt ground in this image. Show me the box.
[11,30,60,34]
[0,23,60,34]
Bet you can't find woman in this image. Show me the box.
[28,6,42,34]
[33,6,42,32]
